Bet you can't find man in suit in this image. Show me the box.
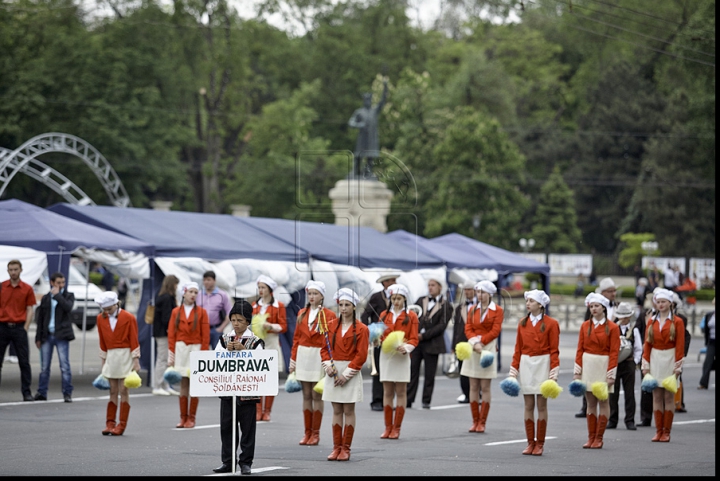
[407,277,452,409]
[452,284,476,403]
[361,272,400,411]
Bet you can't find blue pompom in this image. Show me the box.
[92,374,110,390]
[641,374,658,393]
[480,351,495,368]
[568,380,586,397]
[368,322,386,344]
[163,367,183,385]
[500,377,521,397]
[284,373,302,393]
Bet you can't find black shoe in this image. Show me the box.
[33,393,47,401]
[406,402,413,409]
[606,423,617,429]
[213,463,232,474]
[626,422,637,430]
[370,402,383,412]
[675,407,687,413]
[574,410,586,418]
[422,403,431,409]
[639,420,651,427]
[64,394,72,403]
[240,464,252,475]
[23,394,35,402]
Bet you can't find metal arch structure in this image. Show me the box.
[0,147,95,206]
[0,132,131,207]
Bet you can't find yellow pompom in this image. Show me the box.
[591,381,609,401]
[382,331,405,354]
[455,342,472,361]
[313,377,325,394]
[540,379,563,399]
[123,370,142,389]
[661,375,678,393]
[251,313,269,340]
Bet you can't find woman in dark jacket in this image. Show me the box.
[152,274,179,395]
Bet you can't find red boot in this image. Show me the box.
[307,410,322,445]
[468,401,480,432]
[583,414,597,448]
[521,419,535,455]
[476,402,490,433]
[176,396,188,428]
[380,405,393,439]
[337,425,355,461]
[299,410,312,445]
[327,424,343,461]
[183,397,198,428]
[651,410,664,442]
[659,411,673,442]
[110,402,130,436]
[102,401,117,435]
[262,396,274,422]
[532,419,546,455]
[591,415,608,449]
[389,406,405,439]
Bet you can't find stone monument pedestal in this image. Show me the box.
[328,179,393,233]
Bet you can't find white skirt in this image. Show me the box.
[581,353,615,394]
[102,348,133,379]
[264,333,285,374]
[649,348,676,384]
[322,360,364,403]
[519,354,550,395]
[379,349,411,383]
[174,341,201,377]
[459,338,498,379]
[295,345,323,383]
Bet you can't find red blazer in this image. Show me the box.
[379,309,419,348]
[321,318,369,370]
[510,315,560,372]
[575,319,621,371]
[252,301,288,334]
[167,305,211,353]
[465,302,504,347]
[291,306,337,360]
[642,315,685,363]
[97,309,140,358]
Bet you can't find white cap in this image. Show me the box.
[597,277,616,293]
[94,291,119,308]
[585,292,610,309]
[387,283,410,299]
[182,281,199,292]
[524,289,550,307]
[653,288,674,304]
[305,280,326,297]
[257,275,277,291]
[474,280,497,295]
[334,288,359,306]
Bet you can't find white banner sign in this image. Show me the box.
[189,350,279,397]
[547,254,593,276]
[689,258,715,288]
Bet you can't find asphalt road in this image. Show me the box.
[0,324,715,476]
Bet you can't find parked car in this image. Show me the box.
[34,263,105,330]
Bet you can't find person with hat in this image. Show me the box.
[575,277,619,418]
[322,288,369,461]
[641,288,686,443]
[213,300,265,475]
[451,284,476,404]
[361,271,401,411]
[94,290,141,436]
[574,292,621,449]
[168,281,210,429]
[508,289,559,456]
[462,280,504,434]
[289,280,337,446]
[378,283,419,440]
[253,275,287,422]
[607,302,643,430]
[407,276,452,409]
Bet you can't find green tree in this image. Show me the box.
[529,166,582,253]
[617,233,660,269]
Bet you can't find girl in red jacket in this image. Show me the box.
[641,288,685,443]
[574,293,620,449]
[289,280,337,446]
[95,291,141,436]
[463,280,504,434]
[378,283,419,440]
[253,274,287,422]
[168,281,210,429]
[321,288,369,461]
[508,289,559,456]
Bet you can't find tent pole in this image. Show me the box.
[80,259,90,375]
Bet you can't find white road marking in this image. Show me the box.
[485,437,558,446]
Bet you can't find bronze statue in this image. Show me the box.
[348,79,388,179]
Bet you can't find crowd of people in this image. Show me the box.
[1,260,715,474]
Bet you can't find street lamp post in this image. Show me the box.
[519,238,535,253]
